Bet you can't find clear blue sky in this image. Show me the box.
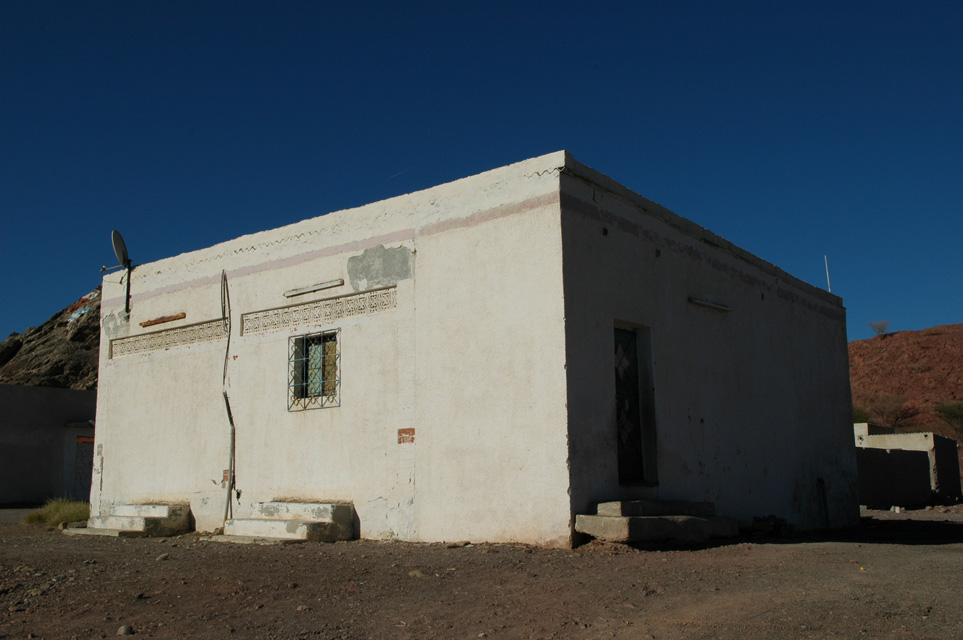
[2,2,961,342]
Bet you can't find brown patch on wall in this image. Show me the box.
[398,428,415,444]
[140,313,186,328]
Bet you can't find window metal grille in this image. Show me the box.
[288,329,340,410]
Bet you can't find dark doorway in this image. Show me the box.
[73,436,94,500]
[615,328,645,483]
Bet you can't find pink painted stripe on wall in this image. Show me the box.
[103,191,560,308]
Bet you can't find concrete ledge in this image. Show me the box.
[62,526,146,538]
[575,514,738,544]
[224,518,342,542]
[109,504,189,519]
[88,503,192,536]
[253,502,353,540]
[596,500,716,518]
[88,515,148,531]
[200,534,306,545]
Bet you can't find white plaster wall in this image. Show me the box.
[92,331,229,521]
[412,200,571,546]
[96,152,573,543]
[856,433,937,452]
[229,281,413,538]
[559,161,859,531]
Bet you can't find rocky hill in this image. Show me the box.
[0,287,101,390]
[849,323,963,437]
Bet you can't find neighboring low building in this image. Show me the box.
[0,384,96,504]
[854,423,962,508]
[90,151,858,546]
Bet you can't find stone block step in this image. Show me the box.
[595,500,716,518]
[62,527,146,538]
[254,501,351,523]
[88,515,148,531]
[575,514,739,544]
[223,518,344,542]
[86,503,192,537]
[108,504,188,519]
[201,534,306,545]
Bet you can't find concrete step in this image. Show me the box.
[221,501,355,543]
[595,500,716,518]
[575,514,739,544]
[62,526,147,538]
[223,518,343,542]
[108,504,188,519]
[86,503,191,537]
[88,515,148,531]
[252,502,353,539]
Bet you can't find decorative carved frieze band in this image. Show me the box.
[242,287,397,336]
[109,288,397,356]
[110,319,228,359]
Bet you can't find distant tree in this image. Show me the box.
[933,403,963,438]
[869,320,890,337]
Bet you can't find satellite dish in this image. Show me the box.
[112,230,130,268]
[101,229,134,316]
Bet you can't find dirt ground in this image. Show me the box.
[2,508,963,640]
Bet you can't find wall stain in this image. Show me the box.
[346,245,413,292]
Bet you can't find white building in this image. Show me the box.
[854,423,961,507]
[90,151,858,546]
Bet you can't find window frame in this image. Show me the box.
[288,328,341,411]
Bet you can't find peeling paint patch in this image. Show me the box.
[347,245,413,292]
[102,311,130,340]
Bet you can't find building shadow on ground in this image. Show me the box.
[611,514,963,553]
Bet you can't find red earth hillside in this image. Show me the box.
[849,323,963,436]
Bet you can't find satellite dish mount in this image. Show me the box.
[100,230,134,315]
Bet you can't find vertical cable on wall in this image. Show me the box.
[221,271,237,524]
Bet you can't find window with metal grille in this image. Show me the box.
[288,329,340,410]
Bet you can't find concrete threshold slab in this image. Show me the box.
[62,527,147,538]
[199,534,306,546]
[575,514,739,544]
[224,518,341,541]
[596,500,716,518]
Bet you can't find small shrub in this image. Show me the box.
[22,499,90,526]
[934,403,963,437]
[869,320,890,337]
[853,407,871,423]
[866,394,919,428]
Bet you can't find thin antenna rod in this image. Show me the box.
[824,255,831,293]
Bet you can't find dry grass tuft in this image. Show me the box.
[22,499,90,526]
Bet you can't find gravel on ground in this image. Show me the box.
[2,507,962,639]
